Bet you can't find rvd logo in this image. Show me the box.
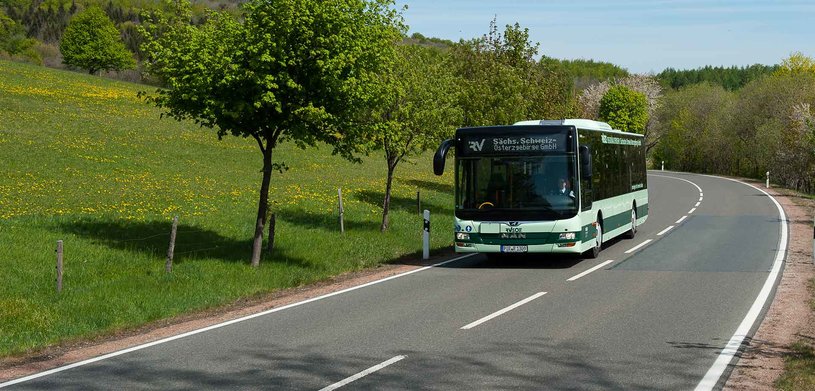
[468,139,485,152]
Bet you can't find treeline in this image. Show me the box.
[542,57,629,90]
[0,0,238,67]
[656,64,777,91]
[651,57,815,193]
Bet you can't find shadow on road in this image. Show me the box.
[16,338,711,390]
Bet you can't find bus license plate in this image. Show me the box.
[501,245,528,253]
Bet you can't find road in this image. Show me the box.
[2,171,787,390]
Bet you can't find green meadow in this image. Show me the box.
[0,59,455,357]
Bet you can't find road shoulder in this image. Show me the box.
[724,183,815,390]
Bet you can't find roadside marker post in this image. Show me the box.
[423,210,430,260]
[661,161,664,171]
[766,171,770,188]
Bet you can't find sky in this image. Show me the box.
[393,0,814,74]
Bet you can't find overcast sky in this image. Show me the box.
[394,0,814,74]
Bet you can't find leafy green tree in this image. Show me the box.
[452,19,573,126]
[140,0,403,266]
[370,44,462,231]
[775,52,815,76]
[60,6,135,74]
[598,85,648,133]
[651,83,734,173]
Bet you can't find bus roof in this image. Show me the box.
[513,119,641,136]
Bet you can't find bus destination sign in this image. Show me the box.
[462,134,567,155]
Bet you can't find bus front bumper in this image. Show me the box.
[454,242,587,254]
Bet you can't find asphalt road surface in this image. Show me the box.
[2,171,787,390]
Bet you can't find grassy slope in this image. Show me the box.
[0,59,455,357]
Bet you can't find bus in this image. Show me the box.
[433,119,648,258]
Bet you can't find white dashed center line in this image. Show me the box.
[567,260,615,281]
[320,356,406,391]
[625,239,653,254]
[461,292,547,330]
[657,226,674,236]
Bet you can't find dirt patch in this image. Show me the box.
[0,249,456,382]
[723,183,815,390]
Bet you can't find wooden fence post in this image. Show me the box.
[56,240,63,293]
[417,190,421,214]
[166,216,178,273]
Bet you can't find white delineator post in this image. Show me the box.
[423,210,430,260]
[766,171,770,188]
[661,161,664,171]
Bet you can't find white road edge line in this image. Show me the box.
[694,176,788,391]
[319,355,406,391]
[657,226,674,236]
[689,208,697,214]
[567,260,614,282]
[624,239,652,254]
[461,292,547,330]
[676,216,687,224]
[0,255,477,388]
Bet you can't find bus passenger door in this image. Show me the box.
[579,145,593,211]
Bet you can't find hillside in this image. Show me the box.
[0,59,455,357]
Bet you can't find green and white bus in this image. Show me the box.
[433,119,648,258]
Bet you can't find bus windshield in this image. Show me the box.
[456,154,578,221]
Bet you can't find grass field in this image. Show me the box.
[0,59,456,357]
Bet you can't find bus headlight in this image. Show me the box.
[456,232,470,240]
[559,232,576,240]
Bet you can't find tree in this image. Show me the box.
[60,6,135,74]
[0,9,41,64]
[140,0,403,266]
[370,44,461,231]
[650,83,735,173]
[580,75,662,149]
[452,19,573,126]
[775,52,815,76]
[598,85,648,133]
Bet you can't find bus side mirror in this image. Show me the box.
[434,139,455,176]
[580,146,592,179]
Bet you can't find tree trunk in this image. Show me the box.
[251,144,273,267]
[380,161,396,232]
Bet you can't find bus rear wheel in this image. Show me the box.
[624,207,637,239]
[584,221,602,259]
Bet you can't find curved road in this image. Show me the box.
[2,171,787,390]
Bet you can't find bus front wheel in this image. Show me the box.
[584,221,602,259]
